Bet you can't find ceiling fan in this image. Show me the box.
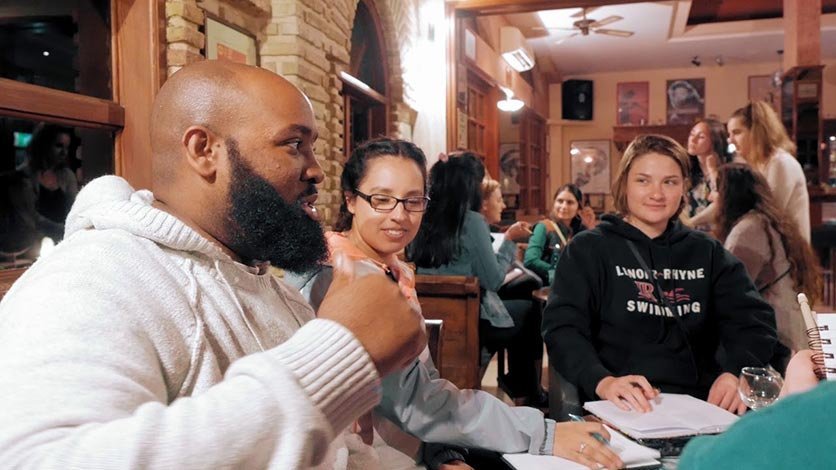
[533,7,634,43]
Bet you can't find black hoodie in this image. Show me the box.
[543,214,778,401]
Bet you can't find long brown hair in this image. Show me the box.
[715,163,821,303]
[729,101,795,167]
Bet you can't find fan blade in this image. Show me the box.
[589,15,622,28]
[594,28,634,37]
[555,33,579,44]
[570,7,598,18]
[532,26,578,32]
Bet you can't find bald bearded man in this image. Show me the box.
[0,61,425,468]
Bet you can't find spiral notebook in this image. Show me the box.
[582,393,738,440]
[809,312,836,379]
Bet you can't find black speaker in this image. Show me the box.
[562,79,594,120]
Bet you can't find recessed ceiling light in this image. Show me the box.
[42,51,50,57]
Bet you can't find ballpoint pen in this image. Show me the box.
[568,413,611,445]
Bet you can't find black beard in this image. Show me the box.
[224,138,327,273]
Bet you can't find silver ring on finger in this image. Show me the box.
[579,442,587,454]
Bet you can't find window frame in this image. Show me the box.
[0,0,163,290]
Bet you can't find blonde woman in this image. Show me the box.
[727,101,809,241]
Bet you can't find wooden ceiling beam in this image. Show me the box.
[449,0,666,16]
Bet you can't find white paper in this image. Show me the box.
[817,312,836,380]
[503,426,660,469]
[583,393,738,439]
[491,232,505,253]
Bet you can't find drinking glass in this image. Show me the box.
[738,367,783,410]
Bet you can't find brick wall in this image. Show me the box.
[163,0,420,227]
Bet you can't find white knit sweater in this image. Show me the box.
[0,176,380,468]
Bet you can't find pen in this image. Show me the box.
[567,413,610,445]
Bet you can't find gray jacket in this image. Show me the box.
[288,263,556,457]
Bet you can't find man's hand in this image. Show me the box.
[554,422,622,470]
[318,253,426,377]
[595,375,658,413]
[707,372,746,415]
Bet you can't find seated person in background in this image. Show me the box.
[683,118,732,231]
[295,138,621,470]
[715,163,822,357]
[27,124,78,238]
[480,177,542,300]
[1,128,40,263]
[0,60,428,468]
[679,350,832,468]
[409,152,549,409]
[543,134,778,416]
[524,183,597,286]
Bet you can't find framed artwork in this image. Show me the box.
[666,78,705,125]
[748,75,779,112]
[205,16,258,65]
[616,82,649,126]
[587,193,605,212]
[570,140,611,194]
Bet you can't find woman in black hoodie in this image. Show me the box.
[543,135,778,416]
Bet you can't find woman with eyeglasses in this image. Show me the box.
[409,152,549,410]
[293,139,622,470]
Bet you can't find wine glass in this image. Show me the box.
[738,367,784,411]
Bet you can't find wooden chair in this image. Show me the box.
[415,274,481,389]
[424,319,443,371]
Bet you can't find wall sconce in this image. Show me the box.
[691,56,701,67]
[497,86,524,112]
[715,55,724,66]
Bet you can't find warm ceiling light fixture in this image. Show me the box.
[497,86,524,112]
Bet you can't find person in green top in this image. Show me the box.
[524,184,597,285]
[679,350,832,468]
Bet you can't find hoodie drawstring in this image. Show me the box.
[215,259,266,353]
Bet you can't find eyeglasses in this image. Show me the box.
[353,189,430,212]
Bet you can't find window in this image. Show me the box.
[0,1,160,288]
[342,0,389,157]
[518,110,547,214]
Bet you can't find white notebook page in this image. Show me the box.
[583,393,738,439]
[503,426,660,469]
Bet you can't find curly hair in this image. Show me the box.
[715,163,822,304]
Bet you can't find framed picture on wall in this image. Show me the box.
[205,16,258,65]
[666,78,704,125]
[748,75,780,113]
[587,193,605,212]
[616,82,649,126]
[570,140,611,194]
